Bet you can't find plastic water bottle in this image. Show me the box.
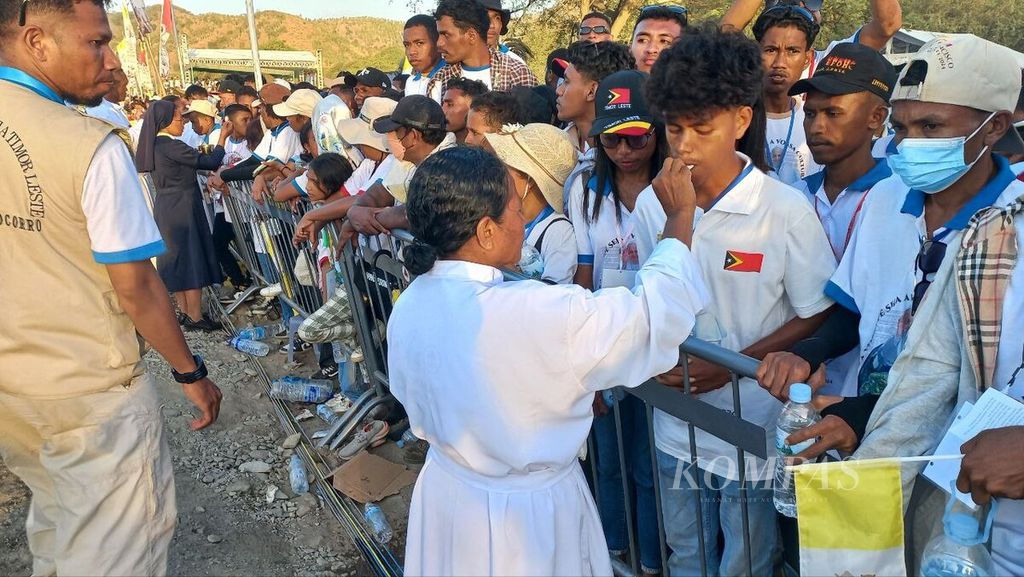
[773,383,820,517]
[920,521,994,577]
[269,377,333,403]
[920,490,997,577]
[316,403,341,425]
[518,245,544,278]
[228,336,270,357]
[236,322,286,341]
[288,454,309,495]
[396,429,419,448]
[363,503,393,544]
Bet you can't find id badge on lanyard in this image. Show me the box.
[600,219,640,290]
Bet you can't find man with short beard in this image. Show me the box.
[0,1,222,574]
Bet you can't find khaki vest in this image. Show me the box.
[0,81,144,399]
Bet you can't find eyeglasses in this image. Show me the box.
[640,4,689,25]
[599,130,656,150]
[762,3,815,23]
[579,25,611,35]
[911,238,947,314]
[18,0,29,26]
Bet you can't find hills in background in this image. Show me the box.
[111,7,406,82]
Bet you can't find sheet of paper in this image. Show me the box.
[925,389,1024,508]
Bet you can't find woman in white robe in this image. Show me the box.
[387,147,706,576]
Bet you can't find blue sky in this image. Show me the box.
[168,0,418,21]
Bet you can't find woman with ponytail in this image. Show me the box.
[388,145,709,576]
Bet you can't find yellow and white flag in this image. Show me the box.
[794,458,906,576]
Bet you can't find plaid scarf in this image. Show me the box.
[957,194,1024,389]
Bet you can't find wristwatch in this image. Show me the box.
[171,355,208,384]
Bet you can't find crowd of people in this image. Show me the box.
[3,0,1024,575]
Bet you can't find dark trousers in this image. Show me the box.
[213,212,249,287]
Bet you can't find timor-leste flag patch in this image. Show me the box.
[723,250,764,272]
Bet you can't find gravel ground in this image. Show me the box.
[0,312,413,577]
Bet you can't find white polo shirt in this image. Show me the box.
[828,156,1024,398]
[252,122,301,163]
[766,100,821,187]
[406,60,446,99]
[633,153,837,480]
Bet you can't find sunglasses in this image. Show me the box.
[599,130,656,150]
[579,25,611,35]
[762,3,816,23]
[640,4,689,25]
[911,238,947,314]
[18,0,29,26]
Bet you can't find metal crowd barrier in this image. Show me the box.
[329,225,774,577]
[215,181,779,577]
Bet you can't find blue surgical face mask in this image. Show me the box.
[887,112,996,194]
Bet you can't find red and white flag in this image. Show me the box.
[159,0,173,78]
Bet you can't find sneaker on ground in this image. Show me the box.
[260,283,283,298]
[312,364,339,380]
[339,420,389,460]
[185,315,224,332]
[279,338,311,354]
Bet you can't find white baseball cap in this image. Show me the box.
[337,97,397,153]
[273,88,323,119]
[184,99,218,118]
[893,34,1024,153]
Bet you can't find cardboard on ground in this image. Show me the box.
[330,452,417,503]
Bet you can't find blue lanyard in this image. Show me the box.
[706,162,756,211]
[0,67,63,104]
[525,206,554,238]
[765,102,796,174]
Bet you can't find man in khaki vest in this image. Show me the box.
[0,1,223,574]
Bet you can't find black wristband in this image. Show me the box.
[172,355,208,384]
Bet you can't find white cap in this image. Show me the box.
[184,99,218,118]
[272,88,323,119]
[893,34,1024,153]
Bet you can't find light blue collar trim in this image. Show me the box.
[0,67,63,104]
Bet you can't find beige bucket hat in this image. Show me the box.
[485,123,577,213]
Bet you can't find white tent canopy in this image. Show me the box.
[177,35,324,86]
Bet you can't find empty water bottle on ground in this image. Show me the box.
[269,376,333,403]
[920,486,997,577]
[228,336,270,357]
[396,429,419,448]
[316,403,341,425]
[288,454,309,495]
[236,322,286,341]
[363,502,393,544]
[773,383,820,517]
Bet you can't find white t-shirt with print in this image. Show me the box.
[766,101,821,187]
[828,158,1024,398]
[633,153,837,481]
[567,173,643,290]
[794,158,892,395]
[83,134,165,263]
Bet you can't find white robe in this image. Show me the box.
[387,239,708,576]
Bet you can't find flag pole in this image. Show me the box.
[245,0,263,90]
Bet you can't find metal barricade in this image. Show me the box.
[327,227,776,577]
[211,193,780,576]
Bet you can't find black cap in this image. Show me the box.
[215,79,243,95]
[477,0,511,35]
[589,70,656,137]
[355,67,390,91]
[373,95,447,134]
[789,42,897,102]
